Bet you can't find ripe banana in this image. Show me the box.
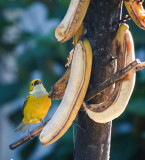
[40,38,92,145]
[124,0,145,30]
[55,0,90,42]
[85,24,136,123]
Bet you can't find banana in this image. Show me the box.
[55,0,90,42]
[84,24,128,112]
[124,0,145,30]
[40,38,92,145]
[85,24,136,123]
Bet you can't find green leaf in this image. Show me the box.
[0,82,22,105]
[111,134,137,160]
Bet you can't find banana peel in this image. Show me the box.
[40,38,92,145]
[49,65,71,100]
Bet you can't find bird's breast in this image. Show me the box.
[23,94,51,124]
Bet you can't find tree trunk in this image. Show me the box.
[75,0,122,160]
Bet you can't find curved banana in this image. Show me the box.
[40,38,92,145]
[124,0,145,30]
[85,24,136,123]
[85,24,128,112]
[55,0,90,42]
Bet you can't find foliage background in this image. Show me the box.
[0,0,145,160]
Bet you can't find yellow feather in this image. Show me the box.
[23,94,51,124]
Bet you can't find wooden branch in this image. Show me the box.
[135,61,145,71]
[75,1,122,159]
[9,120,50,150]
[85,59,141,102]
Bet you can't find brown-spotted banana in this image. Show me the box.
[40,38,92,145]
[55,0,90,42]
[85,24,136,123]
[124,0,145,30]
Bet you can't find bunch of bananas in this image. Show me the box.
[37,0,144,145]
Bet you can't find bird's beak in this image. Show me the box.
[34,80,41,86]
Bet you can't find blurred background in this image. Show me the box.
[0,0,145,160]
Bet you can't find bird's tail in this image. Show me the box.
[14,123,29,133]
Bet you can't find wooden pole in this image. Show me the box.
[75,0,122,159]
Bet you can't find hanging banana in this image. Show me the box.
[124,0,145,30]
[40,38,92,145]
[55,0,90,42]
[85,24,136,123]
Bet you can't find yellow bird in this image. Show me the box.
[14,79,51,133]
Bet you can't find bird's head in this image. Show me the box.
[29,79,47,97]
[30,79,42,91]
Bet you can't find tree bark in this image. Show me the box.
[75,0,122,160]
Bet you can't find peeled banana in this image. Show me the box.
[85,24,136,123]
[55,0,90,42]
[40,38,92,145]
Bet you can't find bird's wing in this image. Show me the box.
[22,94,30,116]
